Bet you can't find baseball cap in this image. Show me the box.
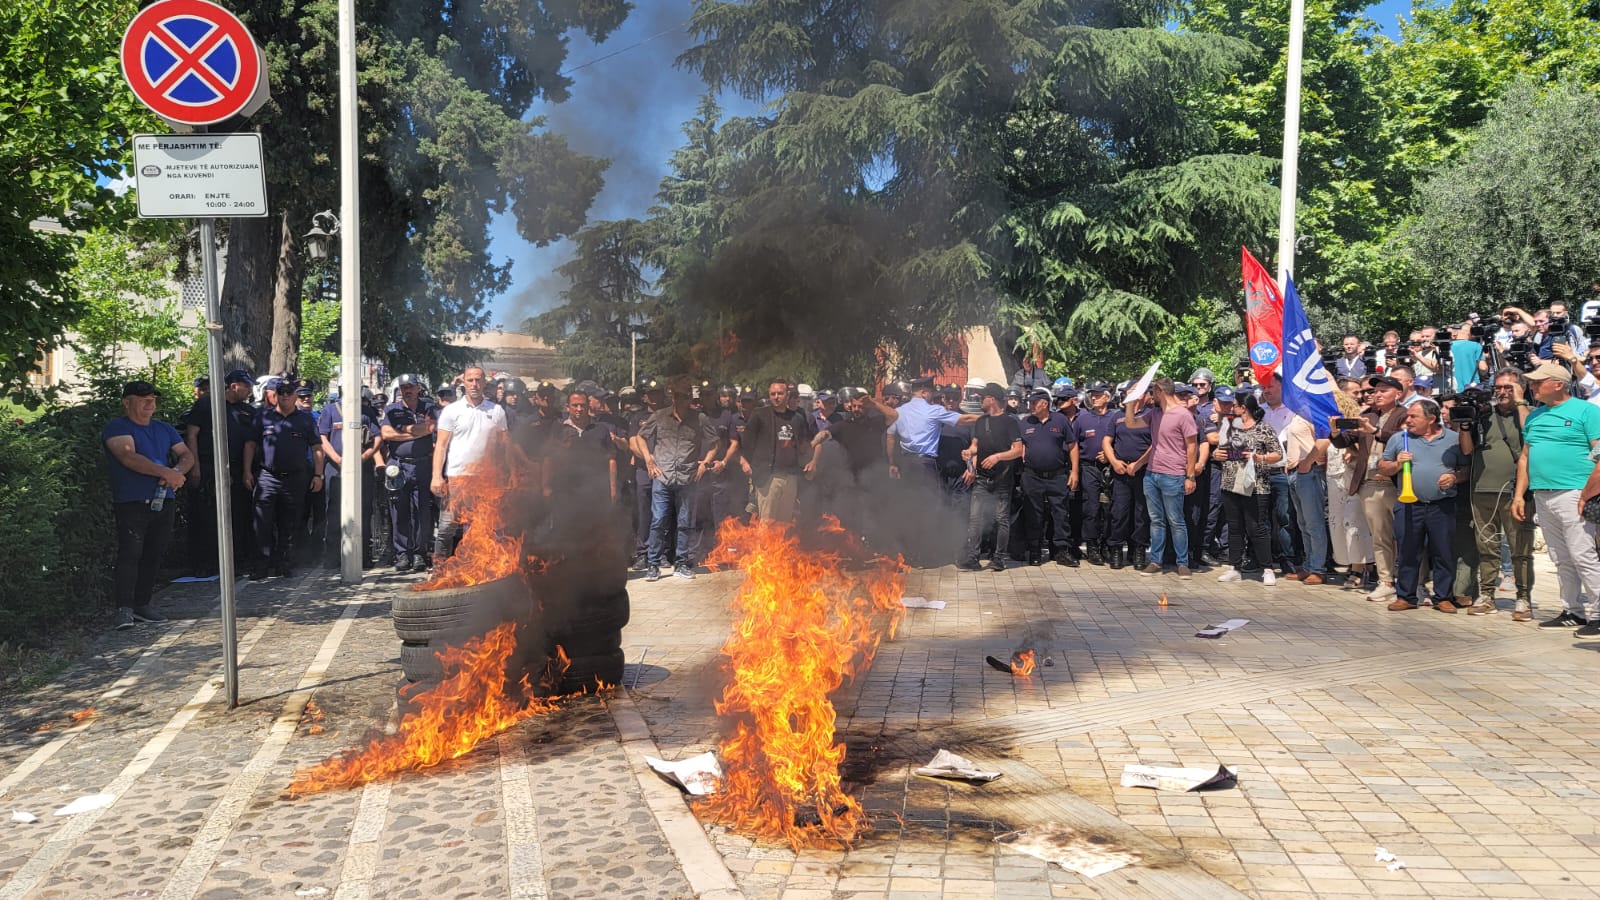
[224,369,253,386]
[1027,388,1051,404]
[1214,385,1236,402]
[1414,375,1434,389]
[295,385,314,398]
[1366,374,1403,391]
[262,376,287,392]
[1084,379,1111,394]
[909,376,935,391]
[193,375,209,387]
[122,380,160,398]
[1525,361,1574,384]
[1173,383,1197,397]
[396,373,422,387]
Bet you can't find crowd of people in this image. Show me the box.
[100,304,1600,637]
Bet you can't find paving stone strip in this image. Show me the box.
[0,612,279,900]
[0,617,198,798]
[946,631,1557,746]
[155,595,375,900]
[496,731,550,900]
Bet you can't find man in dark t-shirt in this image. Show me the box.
[958,384,1023,572]
[740,379,816,523]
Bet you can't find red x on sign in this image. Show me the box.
[121,0,264,126]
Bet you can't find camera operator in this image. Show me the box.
[1373,331,1403,374]
[1331,374,1409,601]
[1445,322,1487,393]
[1409,329,1442,378]
[1456,370,1535,619]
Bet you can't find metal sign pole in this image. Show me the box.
[200,214,240,709]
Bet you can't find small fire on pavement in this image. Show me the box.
[696,517,905,849]
[985,650,1037,677]
[288,623,564,795]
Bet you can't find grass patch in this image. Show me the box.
[0,633,90,694]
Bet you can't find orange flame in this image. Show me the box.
[695,516,905,849]
[287,623,562,795]
[1009,650,1036,677]
[417,471,527,591]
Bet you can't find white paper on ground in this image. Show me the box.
[53,793,114,816]
[11,811,39,824]
[914,749,1002,783]
[645,752,723,796]
[1195,618,1250,639]
[1119,763,1237,792]
[900,596,946,610]
[996,824,1142,877]
[171,575,220,583]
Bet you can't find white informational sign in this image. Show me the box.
[132,133,268,218]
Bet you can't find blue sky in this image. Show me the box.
[486,0,1417,330]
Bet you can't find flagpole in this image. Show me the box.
[1276,0,1305,290]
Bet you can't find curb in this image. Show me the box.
[606,691,744,900]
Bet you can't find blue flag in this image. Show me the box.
[1280,274,1341,439]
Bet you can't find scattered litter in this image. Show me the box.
[996,823,1142,877]
[1043,656,1054,667]
[1376,847,1406,870]
[69,708,96,721]
[1120,763,1237,792]
[294,888,329,897]
[53,794,114,816]
[1195,618,1250,639]
[645,751,723,796]
[11,811,38,824]
[1388,860,1407,872]
[985,651,1036,676]
[914,749,1002,783]
[172,575,220,583]
[900,596,946,610]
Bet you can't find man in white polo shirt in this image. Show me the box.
[431,365,508,563]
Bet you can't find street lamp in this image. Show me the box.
[303,209,340,262]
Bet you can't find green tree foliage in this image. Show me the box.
[649,0,1278,381]
[67,230,185,389]
[206,0,629,377]
[1401,78,1600,317]
[0,0,159,398]
[296,299,341,395]
[526,219,656,388]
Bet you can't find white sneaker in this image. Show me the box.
[1262,570,1277,586]
[1365,583,1396,601]
[1217,569,1241,583]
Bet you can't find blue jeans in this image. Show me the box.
[1288,466,1329,573]
[1267,472,1295,569]
[1143,472,1188,566]
[647,480,697,567]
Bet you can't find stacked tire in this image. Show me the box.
[391,571,630,699]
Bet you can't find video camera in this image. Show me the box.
[1449,384,1490,425]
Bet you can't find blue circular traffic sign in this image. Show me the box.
[121,0,263,126]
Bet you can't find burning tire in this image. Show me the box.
[390,587,479,642]
[399,640,446,681]
[545,628,621,659]
[556,648,625,693]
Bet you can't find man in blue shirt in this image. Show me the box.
[243,377,324,579]
[319,389,381,568]
[103,381,194,630]
[884,377,979,565]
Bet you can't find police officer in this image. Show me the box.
[1105,388,1153,570]
[319,387,381,568]
[242,377,324,578]
[880,381,909,409]
[182,369,256,575]
[501,378,527,428]
[381,374,438,573]
[1018,389,1081,566]
[1074,381,1118,565]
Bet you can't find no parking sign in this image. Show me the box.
[120,0,269,127]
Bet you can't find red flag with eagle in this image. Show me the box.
[1241,247,1284,385]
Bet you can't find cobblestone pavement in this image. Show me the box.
[3,549,1600,899]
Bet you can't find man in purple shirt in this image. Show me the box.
[1121,376,1199,578]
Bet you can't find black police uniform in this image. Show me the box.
[184,394,256,573]
[249,405,319,575]
[1107,409,1152,568]
[1074,405,1119,564]
[382,397,438,568]
[1019,410,1078,565]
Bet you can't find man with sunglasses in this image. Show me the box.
[1457,370,1535,619]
